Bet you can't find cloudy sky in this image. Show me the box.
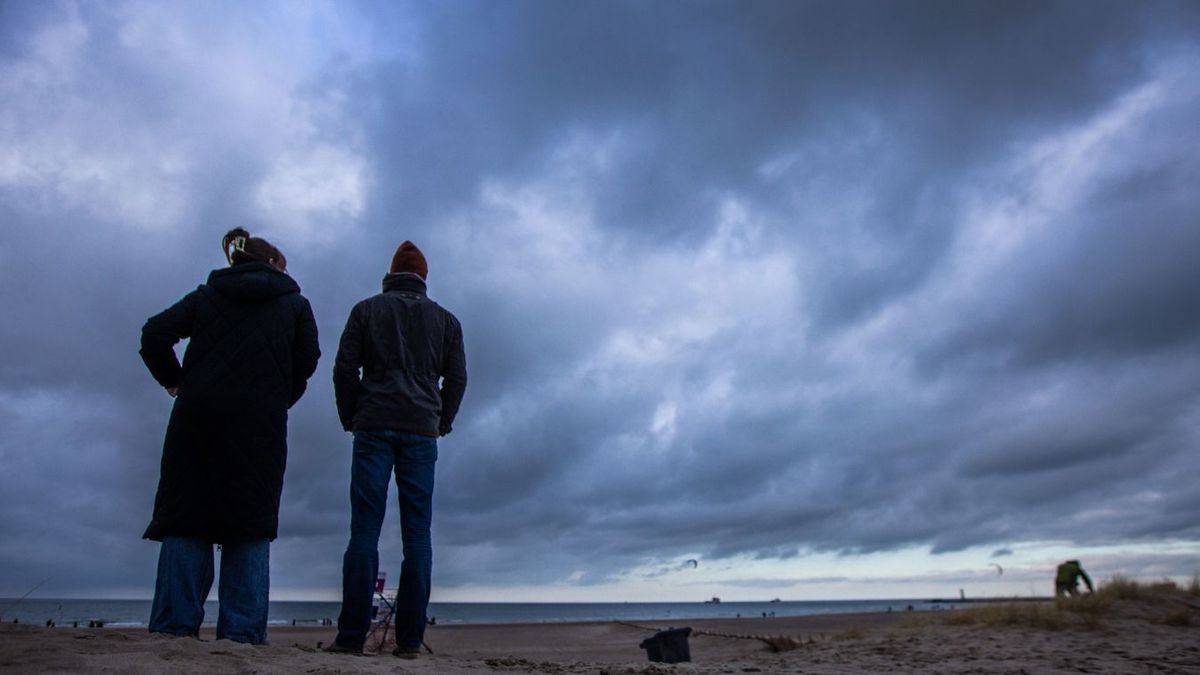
[2,0,1199,602]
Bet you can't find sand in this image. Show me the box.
[1,602,1197,674]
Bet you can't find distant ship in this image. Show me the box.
[769,598,781,603]
[704,597,721,604]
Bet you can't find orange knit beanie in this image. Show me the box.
[390,240,428,279]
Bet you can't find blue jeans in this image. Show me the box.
[149,536,270,644]
[336,430,437,650]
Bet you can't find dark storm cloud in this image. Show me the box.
[2,0,1199,598]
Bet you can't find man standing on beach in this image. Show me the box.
[327,241,467,658]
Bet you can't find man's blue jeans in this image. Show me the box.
[148,536,270,644]
[336,430,437,650]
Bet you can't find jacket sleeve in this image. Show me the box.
[288,295,321,408]
[437,314,468,436]
[139,288,202,389]
[333,304,365,431]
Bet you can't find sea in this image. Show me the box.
[0,598,944,628]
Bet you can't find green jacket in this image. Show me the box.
[1055,561,1093,590]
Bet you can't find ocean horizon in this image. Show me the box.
[0,598,951,628]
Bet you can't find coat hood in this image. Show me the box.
[207,261,300,301]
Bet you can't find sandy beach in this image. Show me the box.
[2,588,1197,674]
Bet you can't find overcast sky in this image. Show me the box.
[2,0,1199,602]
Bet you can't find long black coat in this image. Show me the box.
[139,261,320,542]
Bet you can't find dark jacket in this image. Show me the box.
[139,261,320,542]
[334,273,467,436]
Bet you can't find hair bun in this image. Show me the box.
[218,228,287,271]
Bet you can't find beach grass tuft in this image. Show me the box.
[938,577,1198,632]
[1057,589,1113,617]
[761,634,805,652]
[942,602,1067,630]
[1094,574,1142,600]
[832,626,865,640]
[1158,608,1192,627]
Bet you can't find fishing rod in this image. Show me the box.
[0,577,53,621]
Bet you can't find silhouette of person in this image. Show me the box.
[1054,560,1094,597]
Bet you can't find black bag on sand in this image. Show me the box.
[640,626,692,663]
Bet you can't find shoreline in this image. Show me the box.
[1,612,911,674]
[4,608,911,632]
[0,597,951,629]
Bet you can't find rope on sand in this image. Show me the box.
[614,621,806,652]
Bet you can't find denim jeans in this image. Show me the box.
[149,536,270,644]
[335,430,437,650]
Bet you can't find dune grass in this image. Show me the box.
[940,601,1068,630]
[932,576,1197,631]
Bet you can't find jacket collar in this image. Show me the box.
[382,272,427,296]
[207,261,300,300]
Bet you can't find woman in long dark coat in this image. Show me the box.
[139,228,320,644]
